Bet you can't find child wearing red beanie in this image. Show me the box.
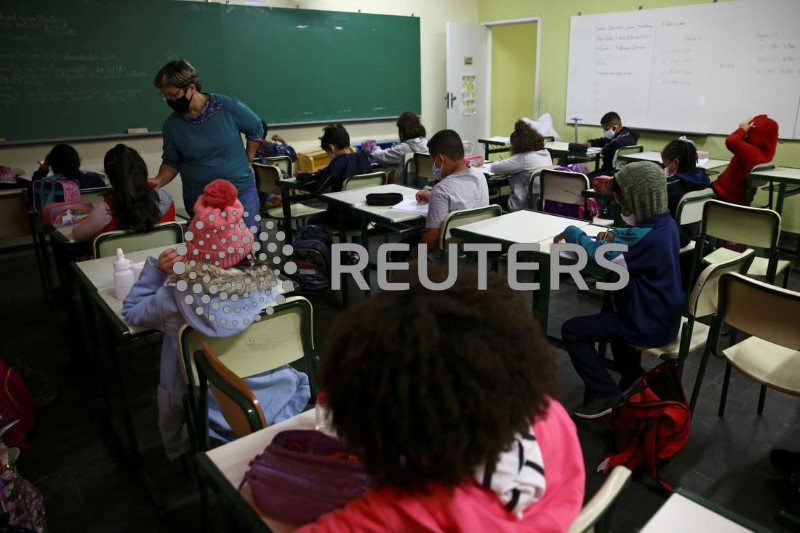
[123,179,309,459]
[712,115,779,205]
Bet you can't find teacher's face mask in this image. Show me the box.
[166,88,193,114]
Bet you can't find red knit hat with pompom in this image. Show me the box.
[184,179,253,268]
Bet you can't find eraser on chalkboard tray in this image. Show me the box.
[127,127,149,134]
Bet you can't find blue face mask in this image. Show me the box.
[432,159,443,180]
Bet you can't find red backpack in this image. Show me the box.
[0,359,36,449]
[597,362,691,491]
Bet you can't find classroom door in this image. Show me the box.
[445,21,490,149]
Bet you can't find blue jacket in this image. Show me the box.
[564,212,682,346]
[122,258,310,459]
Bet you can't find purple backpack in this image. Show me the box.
[244,430,370,525]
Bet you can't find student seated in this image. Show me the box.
[558,161,682,419]
[298,123,373,229]
[123,180,309,459]
[584,111,639,178]
[31,143,107,189]
[299,266,585,532]
[71,144,175,243]
[255,120,297,164]
[362,111,428,185]
[414,129,490,254]
[711,115,778,205]
[661,137,711,248]
[486,119,553,212]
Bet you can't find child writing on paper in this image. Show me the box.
[661,137,711,248]
[361,111,428,185]
[555,161,682,419]
[486,119,552,212]
[711,115,779,205]
[584,111,639,178]
[123,180,309,459]
[299,266,584,532]
[71,144,175,243]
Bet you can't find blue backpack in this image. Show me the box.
[288,225,333,293]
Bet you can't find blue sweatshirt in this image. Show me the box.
[563,212,682,346]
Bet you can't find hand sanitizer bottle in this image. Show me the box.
[113,248,135,300]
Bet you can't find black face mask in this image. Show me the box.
[166,91,192,114]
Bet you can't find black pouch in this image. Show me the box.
[365,192,403,206]
[568,142,588,152]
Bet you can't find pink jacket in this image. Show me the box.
[298,400,585,533]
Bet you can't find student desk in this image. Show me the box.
[277,177,325,244]
[545,141,602,170]
[642,488,769,533]
[619,151,729,173]
[197,409,317,532]
[477,137,511,160]
[449,210,610,336]
[747,166,800,216]
[320,184,425,304]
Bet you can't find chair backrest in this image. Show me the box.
[716,272,800,351]
[568,466,632,533]
[253,162,282,197]
[439,205,502,249]
[539,169,590,210]
[414,152,435,187]
[194,342,267,438]
[528,165,557,209]
[745,161,776,189]
[343,171,388,191]
[256,155,293,176]
[93,221,184,258]
[675,188,715,226]
[611,144,644,170]
[402,152,416,186]
[701,200,781,249]
[687,248,755,318]
[178,295,316,393]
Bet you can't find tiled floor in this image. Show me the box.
[1,244,799,532]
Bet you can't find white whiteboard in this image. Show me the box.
[565,0,800,139]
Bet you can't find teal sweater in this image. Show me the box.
[161,93,263,205]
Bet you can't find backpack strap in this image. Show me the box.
[644,418,674,492]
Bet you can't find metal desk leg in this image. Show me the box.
[532,256,551,336]
[361,218,371,295]
[280,182,293,243]
[775,182,787,215]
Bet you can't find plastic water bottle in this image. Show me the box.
[113,248,135,300]
[315,392,329,432]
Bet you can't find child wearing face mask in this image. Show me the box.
[584,111,640,178]
[555,161,682,419]
[712,115,779,205]
[297,123,373,230]
[662,137,711,248]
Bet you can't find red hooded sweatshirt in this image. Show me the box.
[712,114,779,205]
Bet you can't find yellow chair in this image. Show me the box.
[178,295,317,451]
[194,342,267,439]
[634,249,754,383]
[611,145,644,173]
[691,272,800,416]
[92,221,184,258]
[691,200,791,287]
[253,162,324,228]
[568,466,632,533]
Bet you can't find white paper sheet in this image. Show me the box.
[391,198,429,215]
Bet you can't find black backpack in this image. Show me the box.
[288,225,333,293]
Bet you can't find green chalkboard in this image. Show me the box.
[0,0,421,143]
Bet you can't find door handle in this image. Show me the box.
[444,92,458,109]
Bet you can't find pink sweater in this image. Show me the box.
[298,400,585,533]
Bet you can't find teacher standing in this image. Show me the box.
[151,59,263,230]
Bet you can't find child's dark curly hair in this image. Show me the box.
[320,265,559,491]
[510,119,545,155]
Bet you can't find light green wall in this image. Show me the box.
[490,23,538,137]
[478,0,800,230]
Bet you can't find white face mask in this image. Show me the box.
[603,127,615,140]
[621,212,637,225]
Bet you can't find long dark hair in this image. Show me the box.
[46,144,83,182]
[104,144,161,232]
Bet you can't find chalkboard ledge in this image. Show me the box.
[0,131,163,148]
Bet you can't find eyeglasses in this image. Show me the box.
[159,87,187,101]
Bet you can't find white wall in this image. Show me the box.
[0,0,477,210]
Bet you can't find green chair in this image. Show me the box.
[610,144,644,173]
[633,248,754,380]
[568,466,632,533]
[691,272,800,416]
[413,152,435,188]
[402,152,416,186]
[177,295,317,452]
[342,170,388,191]
[438,204,502,251]
[254,155,293,177]
[674,188,715,254]
[253,162,324,229]
[194,342,267,439]
[745,162,776,208]
[690,200,791,288]
[92,221,184,258]
[527,165,557,210]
